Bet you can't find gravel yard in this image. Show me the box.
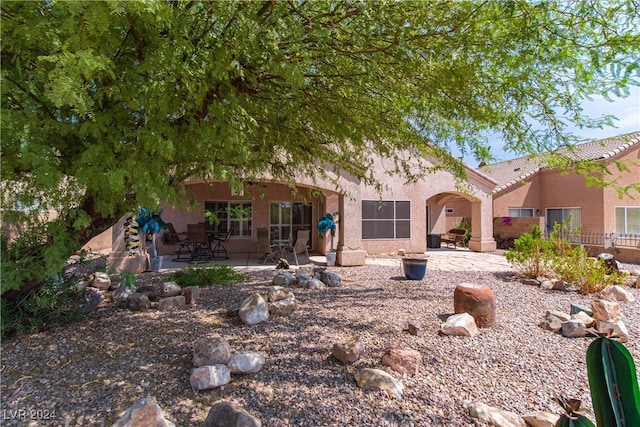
[1,262,639,426]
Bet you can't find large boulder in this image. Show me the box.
[332,335,364,363]
[239,293,270,325]
[189,365,231,391]
[453,283,496,328]
[204,401,261,427]
[193,336,232,367]
[113,396,175,427]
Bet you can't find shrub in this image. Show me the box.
[1,273,84,339]
[505,225,554,278]
[170,265,248,288]
[552,245,627,294]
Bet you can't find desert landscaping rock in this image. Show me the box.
[159,281,182,297]
[2,262,639,426]
[189,365,231,391]
[591,299,621,322]
[183,286,200,305]
[271,271,296,287]
[440,312,479,337]
[561,320,587,338]
[193,336,231,367]
[90,272,111,290]
[453,282,496,327]
[204,401,261,427]
[468,401,525,427]
[127,292,150,311]
[318,270,342,287]
[354,368,404,400]
[332,335,364,363]
[238,293,270,325]
[158,295,186,311]
[521,410,559,427]
[599,285,635,303]
[227,351,266,374]
[381,346,421,376]
[112,396,175,427]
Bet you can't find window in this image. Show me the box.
[204,201,252,238]
[362,200,410,239]
[270,202,313,242]
[508,208,534,217]
[546,208,581,241]
[615,207,640,234]
[445,208,454,214]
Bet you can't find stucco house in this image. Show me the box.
[154,151,498,266]
[448,131,639,263]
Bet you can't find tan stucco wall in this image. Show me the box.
[494,145,640,235]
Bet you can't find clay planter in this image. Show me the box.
[402,257,428,280]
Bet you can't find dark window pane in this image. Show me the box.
[362,220,395,239]
[396,220,411,238]
[396,201,410,219]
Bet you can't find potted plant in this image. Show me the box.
[135,207,168,272]
[317,212,338,266]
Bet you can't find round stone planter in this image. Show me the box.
[402,257,428,280]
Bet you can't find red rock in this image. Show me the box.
[454,283,496,328]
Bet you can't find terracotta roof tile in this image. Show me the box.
[479,131,640,193]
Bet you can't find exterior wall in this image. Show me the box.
[493,216,545,239]
[160,182,323,255]
[149,151,498,264]
[493,178,543,218]
[603,148,640,233]
[445,198,472,218]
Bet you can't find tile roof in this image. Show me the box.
[479,131,640,193]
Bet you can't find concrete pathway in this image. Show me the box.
[157,247,513,273]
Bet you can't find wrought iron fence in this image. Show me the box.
[552,231,640,248]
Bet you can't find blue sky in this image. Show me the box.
[457,85,640,165]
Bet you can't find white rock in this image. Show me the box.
[599,285,635,303]
[570,311,594,328]
[227,351,266,374]
[239,293,270,325]
[190,365,231,391]
[595,320,629,343]
[591,299,621,322]
[440,313,479,337]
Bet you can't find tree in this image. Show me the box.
[2,0,639,291]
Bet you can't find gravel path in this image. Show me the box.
[1,263,639,426]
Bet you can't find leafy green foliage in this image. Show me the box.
[505,226,555,278]
[170,265,248,288]
[1,273,84,339]
[505,224,626,293]
[2,1,639,302]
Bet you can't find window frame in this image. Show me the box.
[361,200,411,240]
[204,200,252,238]
[508,207,534,217]
[269,201,313,244]
[615,206,640,234]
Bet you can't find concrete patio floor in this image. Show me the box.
[155,247,514,274]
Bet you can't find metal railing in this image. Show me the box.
[552,231,640,248]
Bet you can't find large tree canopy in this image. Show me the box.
[1,0,639,280]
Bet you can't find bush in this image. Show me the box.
[170,265,248,288]
[506,223,628,293]
[552,245,626,294]
[1,273,84,339]
[505,225,554,278]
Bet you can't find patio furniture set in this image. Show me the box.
[164,224,310,265]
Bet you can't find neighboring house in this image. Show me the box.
[156,152,498,266]
[480,131,640,263]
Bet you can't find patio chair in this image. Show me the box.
[165,223,192,262]
[257,227,278,264]
[285,229,311,266]
[187,223,213,262]
[211,226,233,260]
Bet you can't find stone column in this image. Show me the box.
[337,193,366,266]
[468,194,497,252]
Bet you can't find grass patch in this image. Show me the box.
[170,264,248,288]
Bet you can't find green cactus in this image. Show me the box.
[586,336,640,427]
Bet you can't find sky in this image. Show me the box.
[456,85,640,165]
